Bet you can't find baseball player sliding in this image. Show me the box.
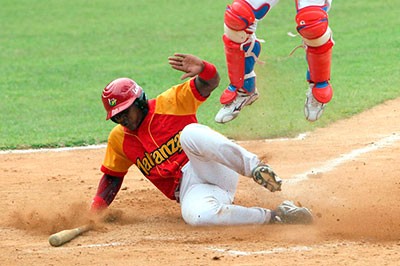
[91,53,312,225]
[216,0,334,123]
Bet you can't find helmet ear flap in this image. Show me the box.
[134,91,148,111]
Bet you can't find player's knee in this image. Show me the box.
[296,6,332,47]
[182,210,212,226]
[182,202,222,226]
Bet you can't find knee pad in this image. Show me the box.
[296,6,334,83]
[223,0,263,43]
[296,6,329,41]
[225,0,255,31]
[225,0,271,34]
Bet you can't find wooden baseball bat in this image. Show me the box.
[48,224,92,247]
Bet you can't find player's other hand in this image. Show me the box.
[168,53,204,80]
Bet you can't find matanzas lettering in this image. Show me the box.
[136,131,183,175]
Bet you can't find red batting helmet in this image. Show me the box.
[101,77,143,120]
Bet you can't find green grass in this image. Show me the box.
[1,0,399,149]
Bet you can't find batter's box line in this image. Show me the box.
[286,133,400,184]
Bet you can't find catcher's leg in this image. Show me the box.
[215,0,279,124]
[296,0,334,121]
[215,36,262,123]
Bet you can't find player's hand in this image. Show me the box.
[168,53,204,80]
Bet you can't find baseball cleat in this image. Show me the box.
[251,164,282,192]
[274,200,313,224]
[215,89,259,123]
[304,86,326,122]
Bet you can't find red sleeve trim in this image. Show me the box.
[190,78,207,101]
[101,165,127,178]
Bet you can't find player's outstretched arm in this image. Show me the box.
[90,174,124,212]
[168,53,220,97]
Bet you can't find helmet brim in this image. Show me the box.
[106,97,135,120]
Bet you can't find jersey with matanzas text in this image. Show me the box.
[101,79,207,200]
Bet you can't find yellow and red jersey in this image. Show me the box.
[101,79,207,200]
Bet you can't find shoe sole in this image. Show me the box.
[253,165,282,192]
[277,201,313,224]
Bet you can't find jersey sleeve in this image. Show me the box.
[154,79,207,115]
[101,125,134,177]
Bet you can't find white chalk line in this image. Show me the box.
[286,133,400,184]
[0,133,309,155]
[23,235,180,253]
[236,133,308,144]
[207,245,312,256]
[72,242,124,248]
[0,144,107,154]
[22,242,124,254]
[207,241,358,256]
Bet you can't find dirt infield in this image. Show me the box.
[1,98,399,266]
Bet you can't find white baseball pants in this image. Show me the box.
[178,123,273,226]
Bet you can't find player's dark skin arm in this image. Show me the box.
[168,53,220,97]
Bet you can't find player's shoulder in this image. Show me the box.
[108,125,125,145]
[109,124,124,136]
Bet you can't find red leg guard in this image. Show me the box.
[296,5,334,104]
[220,89,238,104]
[312,83,333,103]
[223,34,245,90]
[307,39,334,82]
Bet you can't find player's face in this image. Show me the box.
[111,104,144,131]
